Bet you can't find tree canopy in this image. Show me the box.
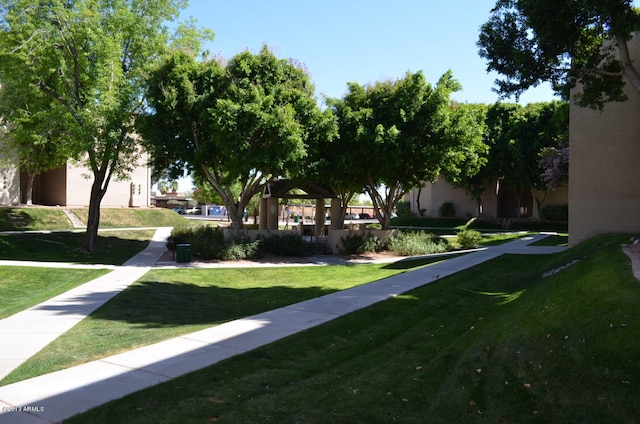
[0,0,206,251]
[142,46,333,229]
[478,0,640,109]
[478,101,569,216]
[328,71,487,229]
[0,78,73,204]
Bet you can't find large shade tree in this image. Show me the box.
[480,101,569,217]
[0,0,205,251]
[441,102,489,216]
[142,47,332,229]
[328,71,487,229]
[478,0,640,109]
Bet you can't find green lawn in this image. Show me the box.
[0,257,453,386]
[0,267,110,319]
[0,230,155,265]
[63,233,640,423]
[0,206,189,231]
[390,216,569,234]
[531,233,569,246]
[0,207,73,231]
[71,207,189,228]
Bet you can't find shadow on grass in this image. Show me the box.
[382,253,463,270]
[0,209,34,231]
[79,280,336,327]
[0,232,149,265]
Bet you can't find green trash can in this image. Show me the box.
[175,243,191,263]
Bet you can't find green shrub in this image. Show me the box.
[456,229,482,249]
[396,200,414,218]
[221,235,261,260]
[540,203,568,221]
[190,226,226,259]
[260,233,306,257]
[339,232,364,254]
[438,201,456,218]
[361,233,382,253]
[167,226,260,260]
[386,231,449,256]
[166,225,192,250]
[339,231,382,254]
[168,225,226,258]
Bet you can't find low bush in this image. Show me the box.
[220,234,261,260]
[168,225,226,259]
[456,229,482,249]
[168,227,307,260]
[260,233,306,257]
[191,226,226,259]
[396,200,414,218]
[339,231,382,255]
[540,203,569,221]
[386,231,449,256]
[438,201,456,218]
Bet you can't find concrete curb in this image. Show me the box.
[621,245,640,281]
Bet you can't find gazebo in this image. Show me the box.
[258,179,343,238]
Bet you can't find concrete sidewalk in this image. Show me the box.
[0,227,172,382]
[0,233,566,424]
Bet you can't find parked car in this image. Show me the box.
[185,207,200,215]
[360,213,372,219]
[172,207,186,214]
[345,213,360,220]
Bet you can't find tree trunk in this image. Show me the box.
[82,172,108,252]
[23,172,35,205]
[531,187,547,220]
[366,185,392,230]
[616,35,640,94]
[224,201,245,230]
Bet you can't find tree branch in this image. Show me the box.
[615,34,640,94]
[37,81,83,126]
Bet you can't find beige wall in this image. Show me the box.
[569,37,640,245]
[65,151,151,208]
[0,159,20,205]
[407,177,499,218]
[532,186,569,218]
[0,138,151,207]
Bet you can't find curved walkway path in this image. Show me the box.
[0,232,565,424]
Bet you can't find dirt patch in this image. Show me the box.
[157,249,404,265]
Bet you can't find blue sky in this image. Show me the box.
[178,0,558,106]
[173,0,558,191]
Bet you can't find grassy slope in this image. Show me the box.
[71,207,189,228]
[67,234,640,423]
[0,207,73,231]
[390,216,569,234]
[0,207,185,264]
[0,206,188,231]
[0,230,155,264]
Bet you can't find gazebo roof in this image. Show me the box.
[265,179,337,199]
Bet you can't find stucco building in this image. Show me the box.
[568,36,640,246]
[406,178,568,220]
[0,152,151,208]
